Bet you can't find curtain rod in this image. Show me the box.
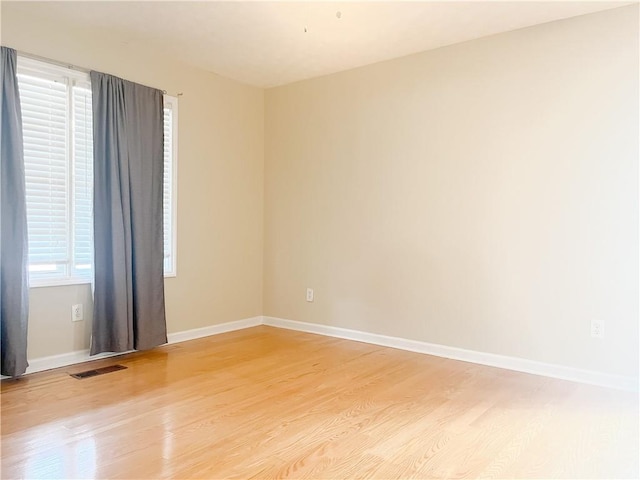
[15,50,179,96]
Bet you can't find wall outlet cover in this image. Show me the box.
[72,304,84,322]
[591,319,604,339]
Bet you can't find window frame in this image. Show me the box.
[18,56,94,288]
[18,55,178,287]
[163,94,178,278]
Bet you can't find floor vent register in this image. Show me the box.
[70,365,127,379]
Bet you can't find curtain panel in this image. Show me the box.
[90,71,167,355]
[0,46,29,377]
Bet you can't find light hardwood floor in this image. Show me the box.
[1,326,638,479]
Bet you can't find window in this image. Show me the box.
[17,56,177,287]
[18,58,93,286]
[163,96,178,277]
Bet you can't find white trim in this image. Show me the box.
[18,56,94,288]
[1,316,262,379]
[29,278,93,289]
[262,316,639,392]
[163,95,178,278]
[166,316,261,344]
[5,315,636,392]
[17,55,89,83]
[15,349,134,377]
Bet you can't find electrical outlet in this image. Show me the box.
[306,288,314,302]
[72,304,84,322]
[591,319,603,339]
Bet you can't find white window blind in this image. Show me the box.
[19,62,94,286]
[19,71,71,283]
[163,102,175,276]
[72,84,94,276]
[18,55,178,287]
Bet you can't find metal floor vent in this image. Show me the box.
[70,365,127,379]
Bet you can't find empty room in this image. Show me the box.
[1,1,638,478]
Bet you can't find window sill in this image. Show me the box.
[29,278,92,289]
[30,274,176,288]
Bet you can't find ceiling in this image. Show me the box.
[3,1,634,88]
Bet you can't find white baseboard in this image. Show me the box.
[21,349,134,376]
[7,314,637,392]
[166,316,262,344]
[262,316,639,392]
[3,316,262,378]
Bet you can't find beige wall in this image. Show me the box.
[1,7,265,359]
[264,6,639,377]
[1,5,637,379]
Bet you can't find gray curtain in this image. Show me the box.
[0,47,29,377]
[90,71,167,355]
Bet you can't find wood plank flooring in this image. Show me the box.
[1,326,638,479]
